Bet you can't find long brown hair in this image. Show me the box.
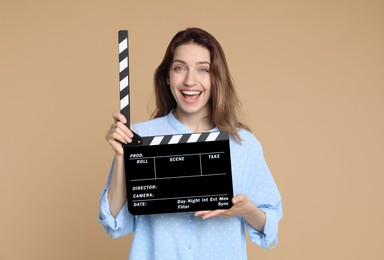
[152,27,250,141]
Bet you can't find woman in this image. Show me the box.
[99,27,282,259]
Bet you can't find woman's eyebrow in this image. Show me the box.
[172,59,210,65]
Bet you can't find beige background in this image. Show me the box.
[1,0,383,259]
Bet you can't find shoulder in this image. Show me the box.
[230,129,267,165]
[236,128,261,147]
[229,128,265,155]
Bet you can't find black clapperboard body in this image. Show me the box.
[118,30,233,215]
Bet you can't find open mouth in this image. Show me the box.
[181,90,202,103]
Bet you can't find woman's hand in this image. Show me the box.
[194,194,253,219]
[105,112,134,155]
[194,193,266,232]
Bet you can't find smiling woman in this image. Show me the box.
[100,27,282,260]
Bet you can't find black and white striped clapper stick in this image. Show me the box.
[118,30,130,126]
[140,131,229,146]
[118,30,142,145]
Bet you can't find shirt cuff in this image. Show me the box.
[246,207,279,249]
[98,188,133,238]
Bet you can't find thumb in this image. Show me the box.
[232,194,246,205]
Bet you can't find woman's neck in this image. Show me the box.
[173,109,214,133]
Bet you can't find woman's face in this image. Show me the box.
[168,43,212,119]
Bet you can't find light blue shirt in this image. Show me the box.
[99,112,282,259]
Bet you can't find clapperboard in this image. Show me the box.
[118,30,233,215]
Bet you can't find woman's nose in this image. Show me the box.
[183,71,197,87]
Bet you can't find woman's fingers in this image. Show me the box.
[106,127,126,144]
[112,112,127,124]
[194,210,226,220]
[112,114,133,138]
[106,112,134,155]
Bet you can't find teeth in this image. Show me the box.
[181,90,201,95]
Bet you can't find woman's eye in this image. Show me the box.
[173,66,185,71]
[199,67,210,73]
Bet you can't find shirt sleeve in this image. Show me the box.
[240,134,283,249]
[98,159,135,238]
